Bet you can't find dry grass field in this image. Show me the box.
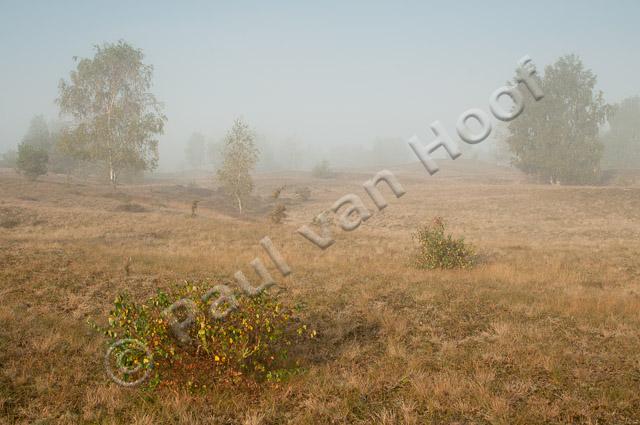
[2,161,640,424]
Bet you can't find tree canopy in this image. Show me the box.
[16,142,48,180]
[57,40,166,186]
[15,115,50,180]
[217,119,259,214]
[506,54,608,184]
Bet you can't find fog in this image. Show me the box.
[1,0,639,171]
[5,3,640,420]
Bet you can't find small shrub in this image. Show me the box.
[412,217,475,269]
[124,257,132,276]
[191,200,199,217]
[272,185,286,200]
[270,203,287,224]
[92,282,315,390]
[312,210,333,226]
[115,202,147,213]
[0,206,38,228]
[0,217,20,229]
[311,160,335,179]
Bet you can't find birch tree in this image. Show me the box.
[57,40,166,187]
[217,119,259,214]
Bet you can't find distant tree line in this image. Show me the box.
[602,96,640,169]
[3,47,639,188]
[183,132,226,171]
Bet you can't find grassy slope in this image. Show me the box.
[1,164,640,424]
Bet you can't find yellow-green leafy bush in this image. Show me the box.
[412,217,475,269]
[93,282,315,390]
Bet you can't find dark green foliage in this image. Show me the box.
[15,116,80,178]
[16,142,48,180]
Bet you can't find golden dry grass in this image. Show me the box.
[1,161,640,424]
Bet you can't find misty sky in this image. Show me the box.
[1,0,638,170]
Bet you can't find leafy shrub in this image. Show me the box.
[311,160,335,179]
[412,217,475,269]
[92,282,315,390]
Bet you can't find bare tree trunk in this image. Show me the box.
[236,195,243,215]
[106,101,116,189]
[109,164,117,188]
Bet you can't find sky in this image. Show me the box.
[0,0,639,170]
